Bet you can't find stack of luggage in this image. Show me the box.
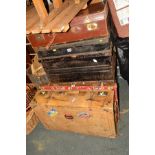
[27,1,119,138]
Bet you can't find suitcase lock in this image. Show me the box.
[87,23,98,31]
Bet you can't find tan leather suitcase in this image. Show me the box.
[31,82,119,138]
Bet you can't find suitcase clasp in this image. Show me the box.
[87,23,98,31]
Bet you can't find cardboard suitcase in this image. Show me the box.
[27,2,109,50]
[31,82,119,138]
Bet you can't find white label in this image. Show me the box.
[113,0,129,10]
[93,59,98,63]
[67,48,72,53]
[117,7,129,25]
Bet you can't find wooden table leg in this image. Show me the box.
[32,0,48,25]
[53,0,63,9]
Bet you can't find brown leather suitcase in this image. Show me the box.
[27,2,109,50]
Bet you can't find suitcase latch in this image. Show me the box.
[87,23,98,31]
